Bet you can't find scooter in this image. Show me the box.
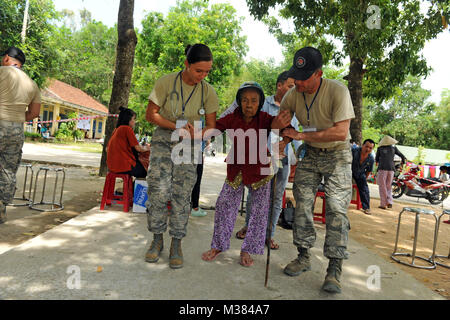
[392,166,449,204]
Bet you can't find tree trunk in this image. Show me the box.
[347,57,364,146]
[99,0,137,176]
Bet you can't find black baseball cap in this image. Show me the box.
[288,47,323,81]
[1,47,26,65]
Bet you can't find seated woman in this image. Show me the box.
[107,107,150,178]
[201,82,291,267]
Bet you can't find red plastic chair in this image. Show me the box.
[100,172,133,212]
[283,183,362,224]
[351,184,362,210]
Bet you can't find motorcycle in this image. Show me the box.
[392,166,449,204]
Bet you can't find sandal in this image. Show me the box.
[239,251,254,267]
[266,239,279,250]
[235,226,247,240]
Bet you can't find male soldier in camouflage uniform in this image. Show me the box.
[280,47,355,294]
[0,47,41,223]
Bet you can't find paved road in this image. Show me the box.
[22,142,101,168]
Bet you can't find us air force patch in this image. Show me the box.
[296,56,306,68]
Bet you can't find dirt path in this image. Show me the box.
[285,190,450,299]
[0,166,104,254]
[347,201,449,299]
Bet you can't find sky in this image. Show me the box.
[52,0,449,104]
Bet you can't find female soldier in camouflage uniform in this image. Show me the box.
[144,44,219,269]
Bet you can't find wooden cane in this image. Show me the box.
[265,173,277,287]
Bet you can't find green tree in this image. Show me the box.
[433,89,450,150]
[364,75,446,148]
[413,145,426,164]
[50,15,117,104]
[245,58,284,97]
[131,0,248,135]
[0,0,59,87]
[136,0,247,85]
[99,0,137,176]
[245,0,449,144]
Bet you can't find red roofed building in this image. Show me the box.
[27,79,109,139]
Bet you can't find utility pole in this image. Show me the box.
[21,0,30,43]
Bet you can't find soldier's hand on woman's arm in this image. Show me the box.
[271,109,292,129]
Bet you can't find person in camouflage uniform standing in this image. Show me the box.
[0,47,41,224]
[144,44,219,269]
[280,47,355,294]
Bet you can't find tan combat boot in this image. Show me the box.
[145,234,164,263]
[283,247,311,276]
[169,238,183,269]
[322,258,343,294]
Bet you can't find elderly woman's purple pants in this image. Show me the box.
[210,182,271,255]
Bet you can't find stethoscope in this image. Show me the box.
[170,71,205,119]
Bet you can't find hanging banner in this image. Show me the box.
[76,115,91,130]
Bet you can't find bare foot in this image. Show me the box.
[202,248,222,261]
[239,251,254,267]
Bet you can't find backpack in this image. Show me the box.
[278,199,295,230]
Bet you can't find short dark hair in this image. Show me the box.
[185,44,213,64]
[276,71,290,85]
[363,139,375,146]
[116,107,136,128]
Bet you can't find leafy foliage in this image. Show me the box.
[131,0,248,135]
[2,0,447,152]
[54,112,84,142]
[245,0,449,143]
[0,0,59,87]
[49,18,117,105]
[364,77,450,150]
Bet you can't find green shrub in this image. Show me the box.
[24,131,41,139]
[55,123,86,142]
[73,129,85,140]
[55,123,73,141]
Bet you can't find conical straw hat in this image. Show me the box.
[378,135,398,147]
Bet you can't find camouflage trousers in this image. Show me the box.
[292,146,352,259]
[0,120,24,205]
[146,127,198,239]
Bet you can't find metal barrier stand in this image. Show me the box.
[30,167,65,212]
[11,163,34,207]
